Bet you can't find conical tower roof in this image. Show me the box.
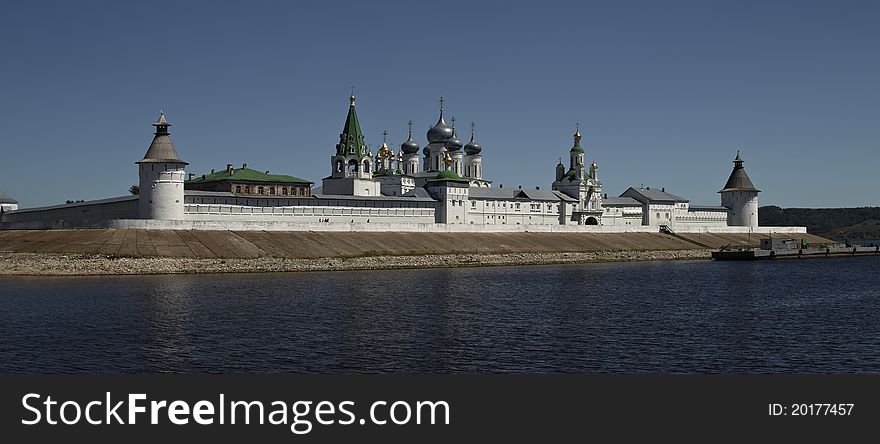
[137,111,187,164]
[719,151,759,192]
[336,93,369,157]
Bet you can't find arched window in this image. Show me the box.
[347,160,358,174]
[335,160,343,173]
[363,160,370,173]
[665,212,669,219]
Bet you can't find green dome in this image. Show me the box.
[435,170,462,180]
[429,170,470,183]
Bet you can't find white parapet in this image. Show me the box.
[104,218,808,234]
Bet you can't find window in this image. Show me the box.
[363,160,370,173]
[336,160,343,173]
[282,187,288,195]
[258,187,265,195]
[348,160,358,174]
[245,186,251,194]
[235,185,242,193]
[269,187,275,195]
[656,212,660,219]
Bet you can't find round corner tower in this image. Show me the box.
[137,111,187,220]
[719,151,760,228]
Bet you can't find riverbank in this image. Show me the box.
[0,249,714,276]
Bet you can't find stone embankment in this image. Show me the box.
[0,249,714,276]
[0,229,833,276]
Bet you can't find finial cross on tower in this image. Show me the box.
[451,116,456,129]
[408,120,413,135]
[470,121,475,137]
[382,129,388,144]
[439,96,445,112]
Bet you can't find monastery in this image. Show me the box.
[0,94,802,235]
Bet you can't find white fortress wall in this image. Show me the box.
[98,218,805,234]
[0,196,138,224]
[184,204,436,224]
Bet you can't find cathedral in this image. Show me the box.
[1,93,773,233]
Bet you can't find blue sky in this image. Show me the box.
[1,0,877,208]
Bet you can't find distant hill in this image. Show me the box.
[759,206,880,239]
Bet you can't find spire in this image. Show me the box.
[337,92,368,158]
[719,151,760,193]
[138,111,186,164]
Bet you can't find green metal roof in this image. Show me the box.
[373,169,408,177]
[428,170,470,183]
[187,167,313,185]
[337,97,368,158]
[560,167,592,183]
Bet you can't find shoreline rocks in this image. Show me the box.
[0,250,713,276]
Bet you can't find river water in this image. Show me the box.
[1,257,878,373]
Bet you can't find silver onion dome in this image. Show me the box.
[464,123,482,155]
[426,97,453,143]
[400,121,420,154]
[427,117,453,143]
[445,125,462,152]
